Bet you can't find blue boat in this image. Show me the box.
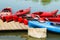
[28,21,60,33]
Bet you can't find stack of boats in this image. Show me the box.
[0,7,60,33]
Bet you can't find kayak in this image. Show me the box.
[0,7,12,22]
[28,21,60,33]
[57,14,60,17]
[15,7,31,16]
[40,10,58,17]
[18,17,23,23]
[1,7,12,15]
[24,10,58,20]
[13,15,18,22]
[48,17,60,22]
[32,10,58,17]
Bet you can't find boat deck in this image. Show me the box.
[0,19,29,31]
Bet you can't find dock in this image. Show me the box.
[0,19,29,31]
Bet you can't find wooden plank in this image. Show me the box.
[24,25,29,29]
[3,22,10,30]
[0,19,6,30]
[8,21,21,29]
[0,19,29,30]
[0,19,3,30]
[7,22,15,30]
[15,22,23,29]
[19,23,27,29]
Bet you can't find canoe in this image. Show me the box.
[0,7,12,22]
[28,21,60,33]
[15,7,31,16]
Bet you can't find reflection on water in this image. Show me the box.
[28,36,46,40]
[0,30,46,40]
[41,0,51,5]
[32,0,39,2]
[0,30,27,40]
[47,32,60,40]
[25,0,59,5]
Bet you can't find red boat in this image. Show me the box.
[15,7,31,16]
[32,10,58,17]
[56,14,60,17]
[5,15,13,22]
[23,19,28,25]
[1,7,12,16]
[13,15,18,22]
[0,7,12,22]
[18,17,23,23]
[25,10,58,19]
[48,17,60,22]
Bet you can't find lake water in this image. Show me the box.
[0,0,60,40]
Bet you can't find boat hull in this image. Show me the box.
[28,21,60,33]
[15,7,31,16]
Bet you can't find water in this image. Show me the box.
[47,32,60,40]
[0,30,28,40]
[0,0,60,40]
